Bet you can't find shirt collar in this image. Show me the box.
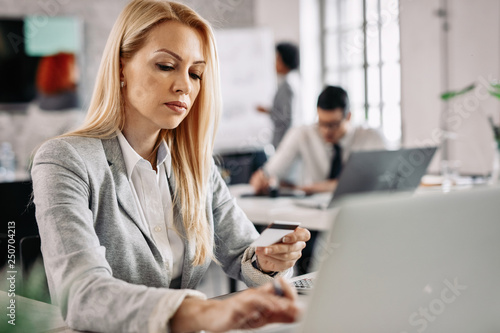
[157,139,172,177]
[117,131,172,179]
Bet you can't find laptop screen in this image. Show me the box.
[332,147,437,200]
[299,186,500,332]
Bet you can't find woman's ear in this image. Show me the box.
[119,58,125,82]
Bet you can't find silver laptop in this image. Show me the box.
[294,147,437,209]
[296,185,500,332]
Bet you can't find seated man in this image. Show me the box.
[250,86,387,195]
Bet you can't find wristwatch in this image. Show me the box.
[252,254,278,277]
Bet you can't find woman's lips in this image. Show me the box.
[164,101,187,113]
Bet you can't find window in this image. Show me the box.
[321,0,401,146]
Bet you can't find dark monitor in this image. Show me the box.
[0,18,40,105]
[0,16,81,109]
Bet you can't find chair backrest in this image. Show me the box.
[0,181,49,302]
[215,150,267,184]
[0,181,38,270]
[0,180,38,239]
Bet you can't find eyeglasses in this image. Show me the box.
[317,120,344,131]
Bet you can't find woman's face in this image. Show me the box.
[121,20,205,132]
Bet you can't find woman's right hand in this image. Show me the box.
[170,277,301,333]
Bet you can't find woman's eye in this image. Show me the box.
[190,73,202,80]
[157,64,174,71]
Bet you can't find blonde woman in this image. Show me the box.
[31,0,310,332]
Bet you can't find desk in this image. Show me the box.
[229,178,493,231]
[0,291,80,333]
[229,184,338,231]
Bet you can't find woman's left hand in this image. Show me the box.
[255,227,311,273]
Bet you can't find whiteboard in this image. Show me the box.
[213,28,277,153]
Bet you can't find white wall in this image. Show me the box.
[400,0,500,175]
[255,0,301,44]
[300,0,323,125]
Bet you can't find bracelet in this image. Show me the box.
[252,254,279,277]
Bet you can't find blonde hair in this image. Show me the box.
[66,0,221,265]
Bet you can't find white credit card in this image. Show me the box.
[250,221,301,247]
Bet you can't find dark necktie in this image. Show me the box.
[328,144,343,180]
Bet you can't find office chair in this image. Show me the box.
[0,233,7,268]
[215,150,267,185]
[0,181,39,246]
[214,150,268,292]
[0,181,49,302]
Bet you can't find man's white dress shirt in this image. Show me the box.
[264,123,387,186]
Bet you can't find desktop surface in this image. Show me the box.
[229,184,337,231]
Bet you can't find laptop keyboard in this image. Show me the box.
[292,276,314,292]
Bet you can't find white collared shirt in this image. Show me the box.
[264,123,387,186]
[117,131,184,280]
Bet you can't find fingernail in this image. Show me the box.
[282,237,289,243]
[265,248,272,254]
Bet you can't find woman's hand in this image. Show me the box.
[170,278,301,333]
[255,227,311,273]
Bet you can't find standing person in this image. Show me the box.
[31,1,310,332]
[251,86,387,195]
[257,42,301,149]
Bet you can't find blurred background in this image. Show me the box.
[0,0,498,180]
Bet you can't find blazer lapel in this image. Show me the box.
[101,137,153,241]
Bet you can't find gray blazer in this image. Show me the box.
[31,136,267,332]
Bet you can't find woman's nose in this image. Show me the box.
[171,71,192,95]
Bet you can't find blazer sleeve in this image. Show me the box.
[32,138,204,333]
[209,161,292,287]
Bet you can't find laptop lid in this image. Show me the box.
[298,186,500,332]
[325,146,437,207]
[294,147,437,210]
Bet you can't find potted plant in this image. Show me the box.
[441,82,500,183]
[441,82,500,148]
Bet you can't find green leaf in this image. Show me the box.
[490,83,500,90]
[458,83,476,94]
[440,83,476,100]
[489,91,500,99]
[441,92,456,100]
